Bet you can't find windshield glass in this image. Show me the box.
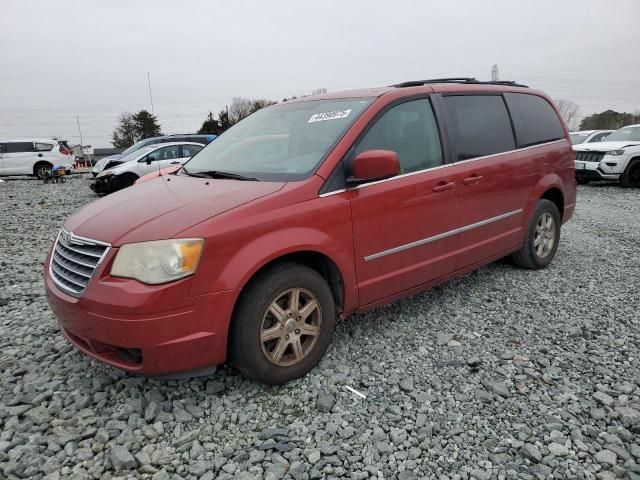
[120,138,159,156]
[183,98,373,181]
[605,126,640,142]
[119,145,156,163]
[570,133,589,144]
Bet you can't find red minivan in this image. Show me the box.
[45,78,576,385]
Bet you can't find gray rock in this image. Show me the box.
[521,443,542,463]
[316,391,335,412]
[593,391,615,407]
[594,449,617,466]
[109,445,136,471]
[482,379,511,398]
[436,332,454,345]
[548,443,569,457]
[399,378,414,392]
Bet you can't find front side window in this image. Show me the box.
[505,93,565,147]
[148,145,180,161]
[355,99,443,174]
[183,98,372,181]
[443,95,515,161]
[5,142,34,153]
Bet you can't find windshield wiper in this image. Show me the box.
[183,169,261,181]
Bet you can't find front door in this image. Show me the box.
[138,144,182,176]
[349,98,460,306]
[3,141,36,175]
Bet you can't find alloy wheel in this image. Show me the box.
[260,288,322,367]
[534,212,556,258]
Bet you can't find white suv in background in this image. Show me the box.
[569,130,613,145]
[574,124,640,187]
[0,139,75,177]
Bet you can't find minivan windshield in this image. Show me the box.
[182,98,372,181]
[604,126,640,142]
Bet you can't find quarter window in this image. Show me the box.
[35,143,54,152]
[5,142,34,153]
[356,99,443,174]
[443,95,515,161]
[504,93,565,147]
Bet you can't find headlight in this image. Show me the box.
[111,238,204,284]
[606,150,625,156]
[98,170,114,178]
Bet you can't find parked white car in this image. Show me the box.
[0,139,74,177]
[574,124,640,187]
[91,142,204,194]
[569,130,613,145]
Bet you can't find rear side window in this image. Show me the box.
[35,142,54,151]
[5,142,34,153]
[443,95,515,161]
[505,93,565,147]
[356,98,443,174]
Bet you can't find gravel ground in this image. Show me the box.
[1,175,639,480]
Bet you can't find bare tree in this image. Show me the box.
[555,99,581,130]
[311,88,327,96]
[227,97,277,125]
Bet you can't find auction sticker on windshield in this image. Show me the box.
[308,109,352,123]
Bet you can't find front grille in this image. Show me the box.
[50,229,110,295]
[575,151,605,163]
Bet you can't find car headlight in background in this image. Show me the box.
[606,150,625,156]
[97,170,114,178]
[111,239,204,284]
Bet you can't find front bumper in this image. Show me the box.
[44,250,240,375]
[90,175,116,195]
[574,160,620,181]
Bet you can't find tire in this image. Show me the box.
[576,178,590,185]
[114,173,138,191]
[33,161,52,179]
[620,159,640,188]
[229,262,336,385]
[512,199,561,270]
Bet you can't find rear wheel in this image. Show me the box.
[620,159,640,188]
[33,161,52,179]
[114,173,138,191]
[512,199,561,269]
[229,263,336,385]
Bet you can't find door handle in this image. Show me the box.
[170,161,180,164]
[432,181,455,193]
[462,175,483,185]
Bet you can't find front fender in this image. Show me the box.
[213,227,358,314]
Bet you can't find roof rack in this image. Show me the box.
[393,78,529,88]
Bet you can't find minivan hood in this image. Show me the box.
[64,176,285,245]
[573,141,640,152]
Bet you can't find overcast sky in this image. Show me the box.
[1,0,639,146]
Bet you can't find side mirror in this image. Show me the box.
[348,149,400,184]
[145,155,157,165]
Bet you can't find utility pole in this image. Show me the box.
[147,72,154,115]
[76,115,84,147]
[491,64,499,81]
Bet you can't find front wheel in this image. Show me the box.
[229,263,336,385]
[114,173,138,191]
[512,199,561,269]
[620,159,640,188]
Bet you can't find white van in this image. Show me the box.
[0,139,75,177]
